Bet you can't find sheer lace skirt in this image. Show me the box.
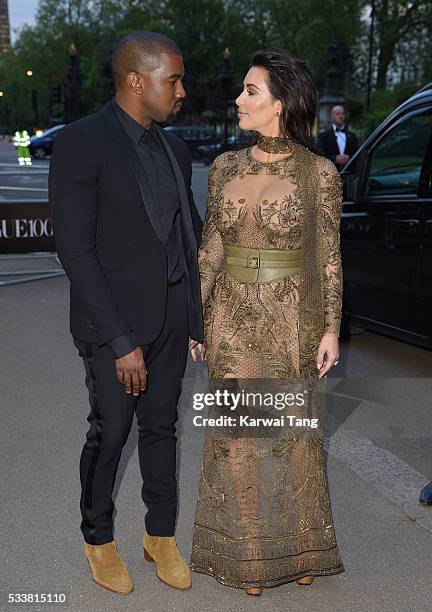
[190,273,345,588]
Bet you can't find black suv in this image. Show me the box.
[340,83,432,349]
[195,132,255,165]
[162,125,216,160]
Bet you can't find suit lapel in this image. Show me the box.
[154,124,197,250]
[100,102,165,245]
[330,128,339,154]
[345,131,353,154]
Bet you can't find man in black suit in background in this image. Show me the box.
[317,105,359,171]
[48,31,204,594]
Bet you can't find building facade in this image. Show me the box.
[0,0,10,53]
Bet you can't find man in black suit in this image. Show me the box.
[317,105,359,171]
[48,31,204,594]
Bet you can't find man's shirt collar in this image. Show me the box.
[332,122,346,133]
[111,97,154,144]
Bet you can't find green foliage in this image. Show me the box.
[358,0,432,89]
[347,82,423,140]
[0,0,430,131]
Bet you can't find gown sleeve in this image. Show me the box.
[318,157,344,337]
[198,156,225,306]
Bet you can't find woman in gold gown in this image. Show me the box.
[188,48,345,595]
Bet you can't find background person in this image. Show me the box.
[317,105,359,171]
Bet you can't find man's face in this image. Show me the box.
[331,107,345,127]
[136,53,186,123]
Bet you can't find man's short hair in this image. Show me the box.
[111,31,181,88]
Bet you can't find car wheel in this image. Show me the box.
[33,147,45,159]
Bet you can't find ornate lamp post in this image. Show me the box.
[26,68,38,128]
[317,39,345,131]
[218,47,234,148]
[64,43,82,122]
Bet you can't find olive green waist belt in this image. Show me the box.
[222,244,302,284]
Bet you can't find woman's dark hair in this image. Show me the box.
[250,48,322,155]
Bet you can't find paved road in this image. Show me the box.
[0,139,210,206]
[0,140,49,202]
[1,138,432,612]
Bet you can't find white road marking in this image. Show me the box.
[326,425,432,533]
[0,186,48,191]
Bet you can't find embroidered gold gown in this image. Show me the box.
[189,142,345,588]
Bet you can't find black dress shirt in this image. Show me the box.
[107,98,184,358]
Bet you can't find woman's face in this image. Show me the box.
[235,67,282,136]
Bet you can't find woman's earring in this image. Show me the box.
[276,111,280,116]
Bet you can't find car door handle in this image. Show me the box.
[392,219,420,225]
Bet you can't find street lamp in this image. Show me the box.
[64,43,83,122]
[218,47,234,149]
[26,68,38,127]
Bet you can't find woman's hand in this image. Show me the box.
[189,338,206,362]
[316,332,339,379]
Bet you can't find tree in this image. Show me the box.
[361,0,432,89]
[2,0,429,131]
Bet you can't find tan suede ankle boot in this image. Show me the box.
[296,575,315,585]
[143,534,192,590]
[84,541,133,595]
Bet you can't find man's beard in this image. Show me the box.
[164,112,177,124]
[160,105,181,126]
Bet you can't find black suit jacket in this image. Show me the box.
[48,101,204,347]
[317,127,359,170]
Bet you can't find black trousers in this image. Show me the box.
[73,277,189,545]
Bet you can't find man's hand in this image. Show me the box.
[189,338,206,362]
[335,153,350,166]
[115,346,147,396]
[316,332,339,379]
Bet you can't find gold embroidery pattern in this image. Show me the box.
[191,145,344,588]
[319,161,344,335]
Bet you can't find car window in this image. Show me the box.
[366,110,432,197]
[164,126,215,140]
[43,125,64,137]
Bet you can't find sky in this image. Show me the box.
[8,0,39,43]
